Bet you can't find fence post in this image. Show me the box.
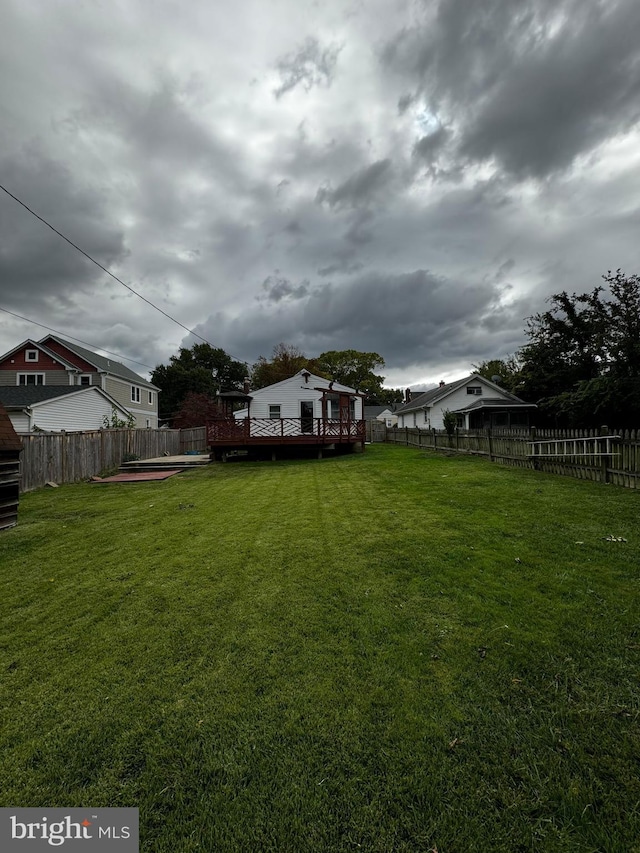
[432,428,437,450]
[455,427,459,451]
[405,427,409,446]
[601,425,609,484]
[530,426,538,470]
[488,427,493,462]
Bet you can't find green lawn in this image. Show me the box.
[1,444,639,852]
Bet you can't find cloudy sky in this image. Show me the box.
[1,0,639,389]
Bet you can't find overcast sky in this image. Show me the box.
[1,0,639,389]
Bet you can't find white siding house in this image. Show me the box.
[0,386,132,433]
[395,375,536,430]
[234,370,362,430]
[207,370,365,457]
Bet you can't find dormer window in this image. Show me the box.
[25,349,39,362]
[467,386,482,396]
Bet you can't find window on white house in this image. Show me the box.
[131,386,141,403]
[269,404,281,419]
[18,373,44,385]
[78,375,91,386]
[467,386,482,395]
[148,391,153,405]
[456,414,465,428]
[25,350,39,362]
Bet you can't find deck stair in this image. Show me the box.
[118,453,211,473]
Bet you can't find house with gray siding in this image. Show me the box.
[0,336,159,428]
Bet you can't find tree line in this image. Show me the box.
[475,271,640,428]
[152,270,640,429]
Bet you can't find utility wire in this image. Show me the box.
[0,306,156,371]
[0,182,248,365]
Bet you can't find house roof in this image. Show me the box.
[0,385,130,414]
[0,386,83,407]
[395,375,527,414]
[0,338,78,370]
[0,401,23,452]
[250,369,358,396]
[451,397,537,413]
[38,335,159,389]
[364,405,394,419]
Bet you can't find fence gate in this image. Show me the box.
[367,421,388,443]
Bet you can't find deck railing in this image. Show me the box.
[206,418,365,444]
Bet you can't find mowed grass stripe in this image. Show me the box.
[1,445,639,851]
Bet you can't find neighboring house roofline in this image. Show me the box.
[0,338,80,371]
[38,334,159,390]
[0,385,131,416]
[451,398,537,414]
[395,374,528,414]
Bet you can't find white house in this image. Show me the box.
[0,386,133,433]
[395,375,536,430]
[235,369,363,424]
[364,405,399,428]
[207,370,365,456]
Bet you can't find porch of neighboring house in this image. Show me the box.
[461,403,536,431]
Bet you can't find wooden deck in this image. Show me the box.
[206,417,366,447]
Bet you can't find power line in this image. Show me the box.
[0,182,249,365]
[0,306,157,371]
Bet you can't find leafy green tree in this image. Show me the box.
[250,345,393,405]
[315,349,386,403]
[517,271,640,427]
[442,409,457,437]
[471,356,522,394]
[151,343,247,423]
[250,343,323,389]
[375,387,405,406]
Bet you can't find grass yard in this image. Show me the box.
[1,444,639,852]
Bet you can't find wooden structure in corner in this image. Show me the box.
[0,401,23,530]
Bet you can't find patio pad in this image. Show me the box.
[92,470,182,483]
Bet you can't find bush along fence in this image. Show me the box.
[386,426,640,490]
[18,427,209,492]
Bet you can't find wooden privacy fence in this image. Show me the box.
[18,429,186,492]
[179,426,207,452]
[386,426,640,490]
[366,420,388,443]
